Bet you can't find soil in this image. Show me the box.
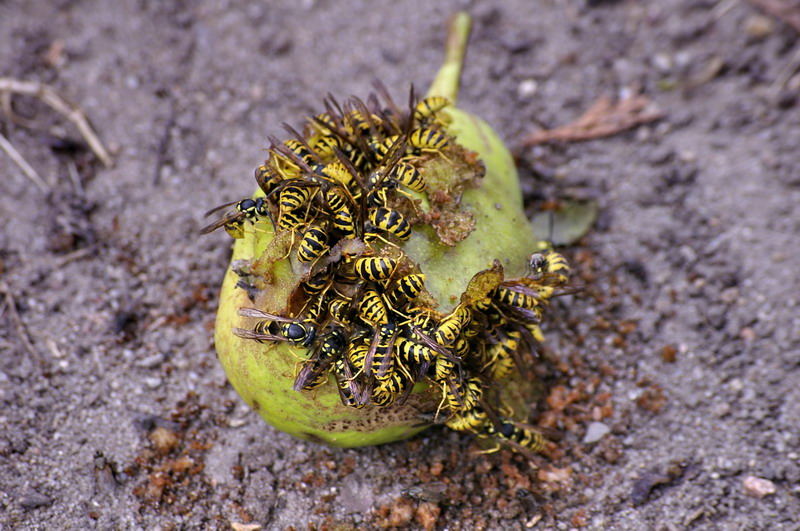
[2,1,799,529]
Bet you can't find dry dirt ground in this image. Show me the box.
[2,0,799,529]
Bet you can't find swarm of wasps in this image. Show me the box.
[203,85,572,455]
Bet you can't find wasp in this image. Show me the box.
[309,134,343,162]
[523,322,545,343]
[407,306,437,334]
[331,207,356,239]
[270,143,307,179]
[445,406,489,434]
[413,96,450,125]
[405,312,462,381]
[302,270,331,296]
[297,224,330,263]
[200,197,271,239]
[390,159,425,192]
[528,247,570,287]
[323,185,352,213]
[255,164,283,197]
[321,162,358,193]
[364,133,417,210]
[369,135,404,163]
[343,109,385,139]
[365,321,398,382]
[328,293,354,326]
[275,209,305,232]
[341,142,372,173]
[293,326,347,391]
[354,256,397,281]
[394,336,438,367]
[494,285,544,311]
[365,207,411,242]
[323,188,357,239]
[357,288,389,326]
[346,339,369,373]
[234,308,318,347]
[333,356,367,408]
[484,418,546,454]
[489,284,547,327]
[433,304,472,347]
[306,112,337,137]
[433,352,458,383]
[482,329,520,380]
[386,274,426,306]
[364,179,398,208]
[372,368,410,407]
[408,127,449,154]
[278,184,313,214]
[293,356,331,390]
[433,372,482,419]
[454,336,471,358]
[282,138,326,175]
[275,183,317,232]
[472,290,518,333]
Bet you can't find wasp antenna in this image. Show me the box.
[408,84,416,114]
[282,122,306,142]
[372,79,402,119]
[352,96,383,140]
[332,147,366,190]
[203,199,239,218]
[326,93,346,119]
[272,141,316,174]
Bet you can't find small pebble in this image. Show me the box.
[144,377,162,389]
[20,491,52,510]
[517,79,538,99]
[743,15,773,40]
[652,53,673,73]
[583,422,611,444]
[743,476,776,498]
[136,353,165,369]
[416,501,441,531]
[387,498,414,527]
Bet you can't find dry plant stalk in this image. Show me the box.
[0,131,47,191]
[0,77,113,168]
[747,0,800,33]
[521,93,664,146]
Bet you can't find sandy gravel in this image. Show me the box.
[1,1,799,529]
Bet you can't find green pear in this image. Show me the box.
[214,13,542,447]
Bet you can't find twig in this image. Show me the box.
[712,0,739,21]
[0,77,113,168]
[521,93,664,146]
[67,159,84,195]
[747,0,800,33]
[153,107,176,186]
[0,281,39,359]
[0,131,48,192]
[52,246,96,269]
[772,45,800,93]
[1,90,37,129]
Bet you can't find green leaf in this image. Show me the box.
[530,199,598,246]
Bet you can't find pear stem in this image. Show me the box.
[426,12,472,104]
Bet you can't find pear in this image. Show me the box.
[214,13,543,447]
